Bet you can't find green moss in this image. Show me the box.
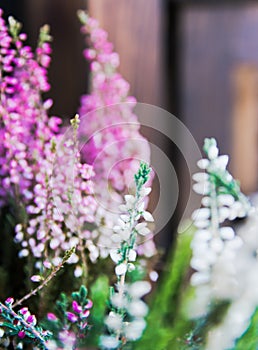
[134,226,194,350]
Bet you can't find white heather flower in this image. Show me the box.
[220,227,235,240]
[135,222,150,236]
[201,196,211,207]
[111,293,128,309]
[142,211,154,222]
[129,281,151,298]
[115,263,127,276]
[207,145,219,160]
[139,186,152,196]
[31,275,42,282]
[191,272,210,286]
[100,335,119,349]
[149,270,159,282]
[218,207,230,222]
[193,182,210,195]
[210,237,224,253]
[74,266,83,278]
[213,155,229,170]
[194,220,209,229]
[128,249,137,261]
[217,194,235,206]
[194,229,212,242]
[192,208,210,221]
[124,319,146,340]
[120,214,130,222]
[192,172,209,182]
[128,300,148,318]
[18,249,29,258]
[110,249,122,264]
[105,312,123,331]
[197,158,209,169]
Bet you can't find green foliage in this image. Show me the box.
[87,275,109,346]
[135,227,194,350]
[134,162,151,189]
[234,308,258,350]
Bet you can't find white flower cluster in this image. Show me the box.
[100,163,154,349]
[189,138,250,318]
[100,281,151,349]
[109,186,154,277]
[205,207,258,349]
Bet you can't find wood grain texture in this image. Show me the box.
[23,0,88,118]
[231,65,258,193]
[88,0,164,107]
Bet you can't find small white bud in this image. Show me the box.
[220,227,235,240]
[208,145,219,160]
[197,159,209,169]
[142,211,154,222]
[115,263,127,276]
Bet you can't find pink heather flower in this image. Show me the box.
[85,300,93,309]
[82,310,90,318]
[26,314,37,326]
[0,10,98,271]
[5,297,14,305]
[47,313,58,321]
[72,301,82,313]
[66,312,78,323]
[31,275,42,282]
[59,330,76,347]
[18,330,26,339]
[78,12,155,259]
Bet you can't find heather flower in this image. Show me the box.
[101,163,153,349]
[77,11,155,259]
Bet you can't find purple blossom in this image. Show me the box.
[66,312,78,323]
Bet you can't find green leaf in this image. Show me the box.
[234,308,258,350]
[135,227,194,350]
[86,275,109,346]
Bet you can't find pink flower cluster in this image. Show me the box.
[0,11,61,207]
[78,11,151,193]
[0,11,97,273]
[77,12,155,259]
[47,296,93,348]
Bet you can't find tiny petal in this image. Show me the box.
[0,328,4,337]
[220,227,235,240]
[214,155,229,170]
[72,300,82,313]
[197,159,209,169]
[47,313,58,321]
[191,272,210,286]
[115,263,127,276]
[85,300,93,309]
[193,182,210,195]
[18,330,26,339]
[218,194,234,207]
[192,172,209,182]
[110,249,122,264]
[192,208,210,221]
[142,211,154,222]
[5,297,14,305]
[128,249,137,261]
[67,312,78,323]
[31,275,42,282]
[208,145,219,160]
[26,314,37,325]
[74,266,83,278]
[140,187,152,196]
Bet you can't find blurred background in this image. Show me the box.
[1,0,258,250]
